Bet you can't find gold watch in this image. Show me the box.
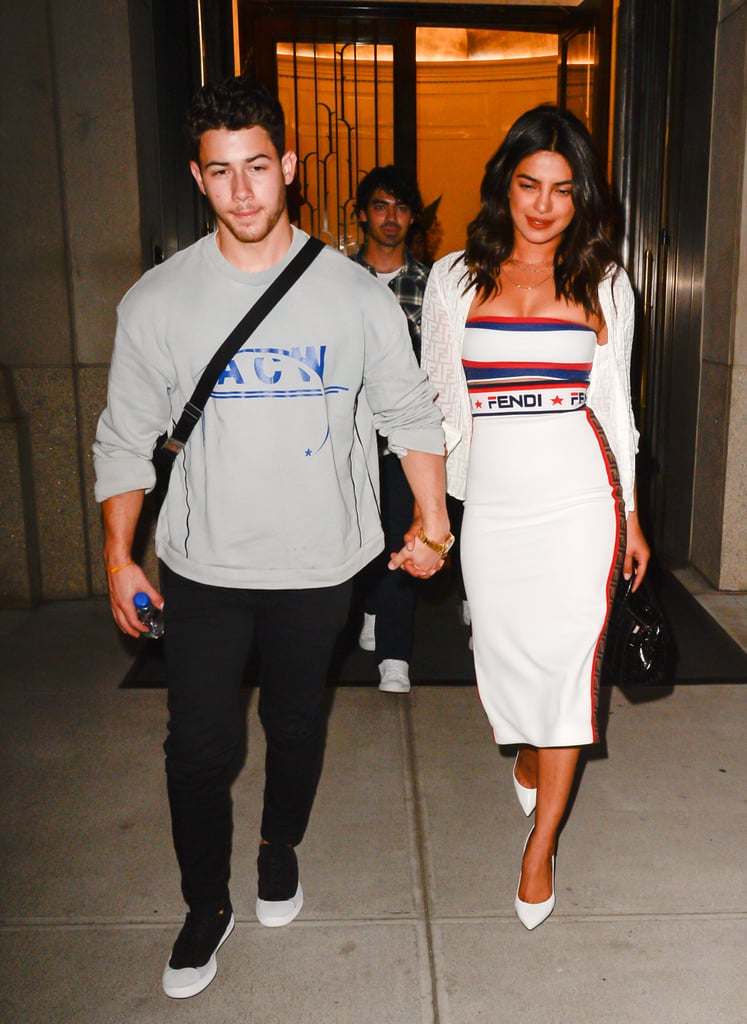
[416,529,455,557]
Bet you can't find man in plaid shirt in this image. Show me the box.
[351,166,432,694]
[351,167,429,361]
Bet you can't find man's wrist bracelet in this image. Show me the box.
[416,529,455,557]
[107,560,134,575]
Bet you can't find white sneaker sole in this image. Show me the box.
[162,913,235,999]
[378,678,411,693]
[256,882,304,927]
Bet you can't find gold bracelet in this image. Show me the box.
[107,560,134,575]
[416,529,455,557]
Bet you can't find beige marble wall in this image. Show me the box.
[0,376,42,607]
[722,367,747,588]
[0,1,69,367]
[11,368,89,599]
[692,0,747,590]
[78,367,109,596]
[48,0,142,365]
[0,0,141,606]
[0,423,33,606]
[721,0,745,19]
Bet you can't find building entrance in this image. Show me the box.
[239,1,612,262]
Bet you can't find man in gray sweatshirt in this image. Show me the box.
[93,76,451,999]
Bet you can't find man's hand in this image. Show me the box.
[388,532,446,579]
[396,451,449,578]
[106,561,163,637]
[102,489,162,636]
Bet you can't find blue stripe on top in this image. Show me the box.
[467,317,593,333]
[465,363,592,385]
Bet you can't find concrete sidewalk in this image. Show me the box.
[1,598,745,1023]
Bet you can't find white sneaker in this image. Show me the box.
[378,659,411,693]
[162,907,234,999]
[359,612,376,651]
[256,884,303,928]
[256,844,304,928]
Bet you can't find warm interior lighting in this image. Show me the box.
[277,43,393,62]
[277,30,560,65]
[197,0,206,84]
[416,27,557,62]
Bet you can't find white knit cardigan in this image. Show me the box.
[421,251,640,513]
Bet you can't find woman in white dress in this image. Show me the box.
[421,106,650,929]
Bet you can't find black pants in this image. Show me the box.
[362,453,418,663]
[162,567,352,913]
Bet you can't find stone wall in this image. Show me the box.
[691,0,747,589]
[0,0,142,605]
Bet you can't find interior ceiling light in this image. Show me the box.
[416,28,558,62]
[277,29,562,64]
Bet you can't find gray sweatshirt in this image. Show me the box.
[93,228,445,589]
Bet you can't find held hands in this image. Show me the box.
[106,560,163,637]
[388,536,446,578]
[388,515,452,579]
[623,510,651,592]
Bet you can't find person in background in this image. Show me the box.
[93,77,450,999]
[351,165,432,694]
[420,105,649,929]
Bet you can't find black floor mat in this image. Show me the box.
[120,566,747,688]
[651,570,747,683]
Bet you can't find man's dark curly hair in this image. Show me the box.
[185,77,285,161]
[461,105,620,318]
[355,165,424,222]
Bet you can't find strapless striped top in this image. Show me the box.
[462,317,597,417]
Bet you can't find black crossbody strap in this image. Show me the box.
[161,235,325,456]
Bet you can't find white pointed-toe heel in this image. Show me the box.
[512,752,537,816]
[514,829,556,930]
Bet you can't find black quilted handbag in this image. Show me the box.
[601,575,672,686]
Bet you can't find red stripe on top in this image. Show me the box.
[468,381,590,393]
[465,316,594,327]
[463,360,594,371]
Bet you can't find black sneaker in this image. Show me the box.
[162,903,234,999]
[256,843,304,927]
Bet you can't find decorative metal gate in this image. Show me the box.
[277,41,394,252]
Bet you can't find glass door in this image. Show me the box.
[558,1,614,171]
[237,3,613,261]
[559,27,597,131]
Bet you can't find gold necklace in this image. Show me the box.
[506,257,554,272]
[500,266,554,291]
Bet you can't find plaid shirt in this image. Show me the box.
[350,247,430,364]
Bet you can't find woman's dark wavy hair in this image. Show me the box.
[462,105,620,317]
[185,77,285,161]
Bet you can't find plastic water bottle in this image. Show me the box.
[133,592,164,639]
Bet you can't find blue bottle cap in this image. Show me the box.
[133,592,150,608]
